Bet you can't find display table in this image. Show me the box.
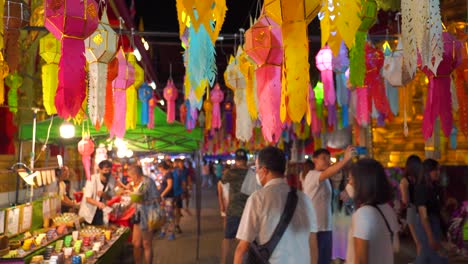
[93,227,130,264]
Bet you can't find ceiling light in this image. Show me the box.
[133,48,142,61]
[126,149,134,158]
[149,81,156,90]
[60,121,75,139]
[159,99,165,106]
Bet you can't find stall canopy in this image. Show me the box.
[19,106,203,153]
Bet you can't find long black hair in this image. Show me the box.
[351,158,393,207]
[403,155,422,184]
[419,158,439,186]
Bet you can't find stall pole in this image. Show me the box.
[29,108,38,203]
[195,149,202,261]
[15,140,23,205]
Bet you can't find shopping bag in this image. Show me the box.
[147,203,166,231]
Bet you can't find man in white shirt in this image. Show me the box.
[302,147,353,264]
[234,146,318,264]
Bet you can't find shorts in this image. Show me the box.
[163,198,175,221]
[174,195,183,208]
[224,216,241,239]
[406,204,417,225]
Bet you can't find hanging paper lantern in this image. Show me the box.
[85,9,118,128]
[29,5,44,42]
[138,83,153,125]
[39,33,61,115]
[223,100,233,134]
[238,48,258,120]
[4,0,30,73]
[0,53,9,105]
[110,48,135,139]
[0,0,4,51]
[333,42,350,127]
[44,0,99,118]
[78,134,95,181]
[210,83,224,129]
[245,13,283,143]
[179,101,187,125]
[126,53,144,130]
[316,45,336,127]
[163,78,179,123]
[422,32,462,139]
[104,57,119,130]
[203,98,213,131]
[148,95,157,129]
[5,72,22,113]
[349,0,378,87]
[306,83,321,135]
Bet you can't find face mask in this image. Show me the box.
[345,184,355,199]
[103,172,111,178]
[256,173,262,187]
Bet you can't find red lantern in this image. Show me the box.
[44,0,99,118]
[163,79,178,123]
[4,0,30,73]
[78,134,95,181]
[210,83,224,129]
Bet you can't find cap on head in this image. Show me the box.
[235,149,248,161]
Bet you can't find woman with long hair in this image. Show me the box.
[414,159,447,263]
[346,159,399,264]
[400,155,422,255]
[158,161,176,240]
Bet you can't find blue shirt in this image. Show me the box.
[172,168,187,196]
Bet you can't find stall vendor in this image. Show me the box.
[79,160,115,225]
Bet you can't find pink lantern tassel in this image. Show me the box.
[55,38,86,118]
[82,155,91,181]
[110,89,127,138]
[256,65,283,143]
[356,87,370,127]
[322,70,336,107]
[210,84,224,129]
[148,97,155,129]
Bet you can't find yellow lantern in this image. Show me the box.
[126,53,144,130]
[39,33,61,115]
[0,54,9,105]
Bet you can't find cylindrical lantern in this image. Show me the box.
[148,95,157,129]
[104,57,119,130]
[0,53,9,105]
[78,134,95,181]
[203,98,213,131]
[316,45,336,127]
[5,72,22,113]
[163,78,178,123]
[126,53,144,130]
[4,0,30,73]
[39,33,61,115]
[110,48,135,139]
[138,83,153,125]
[85,9,118,128]
[210,83,224,129]
[44,0,99,118]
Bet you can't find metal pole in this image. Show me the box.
[195,149,202,261]
[30,109,38,203]
[15,141,23,205]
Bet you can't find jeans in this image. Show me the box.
[414,214,448,264]
[317,231,332,264]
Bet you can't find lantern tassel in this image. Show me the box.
[104,58,118,130]
[110,89,127,139]
[82,155,91,181]
[349,31,366,86]
[126,87,138,129]
[42,64,59,115]
[141,100,149,124]
[88,62,108,127]
[455,68,468,136]
[56,38,87,118]
[5,72,22,114]
[356,87,370,127]
[148,98,156,129]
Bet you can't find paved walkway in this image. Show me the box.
[119,186,468,263]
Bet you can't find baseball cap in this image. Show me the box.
[235,148,248,161]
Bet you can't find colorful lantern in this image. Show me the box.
[39,33,61,115]
[5,72,22,113]
[210,83,224,129]
[138,83,153,125]
[422,32,462,139]
[4,0,30,73]
[238,48,258,120]
[85,9,118,128]
[126,53,144,130]
[163,78,179,123]
[148,95,157,129]
[203,98,213,131]
[110,48,135,139]
[78,133,95,181]
[0,53,9,105]
[104,57,118,130]
[316,45,336,126]
[0,0,4,51]
[29,5,44,42]
[306,83,321,135]
[245,14,283,143]
[44,0,99,118]
[333,42,350,127]
[179,101,187,125]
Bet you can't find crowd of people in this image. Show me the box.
[216,146,449,264]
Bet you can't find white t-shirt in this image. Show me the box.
[237,178,318,264]
[346,204,399,264]
[302,170,332,231]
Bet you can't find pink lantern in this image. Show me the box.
[179,101,187,124]
[422,32,462,139]
[78,134,95,181]
[110,48,135,138]
[163,78,178,123]
[245,14,283,143]
[147,96,156,129]
[316,45,336,108]
[44,0,98,118]
[210,83,224,129]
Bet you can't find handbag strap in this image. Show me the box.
[371,204,394,243]
[262,187,298,256]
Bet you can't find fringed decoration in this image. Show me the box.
[203,99,213,131]
[334,42,350,108]
[5,72,22,113]
[356,86,370,127]
[87,62,107,126]
[422,32,462,139]
[307,83,322,135]
[39,33,60,115]
[0,53,7,105]
[138,83,153,125]
[148,97,156,129]
[349,31,366,86]
[163,78,178,123]
[280,0,311,122]
[78,134,94,181]
[424,0,444,75]
[180,101,187,124]
[234,86,253,141]
[334,0,362,51]
[186,100,198,131]
[316,45,336,112]
[126,53,144,130]
[104,57,118,130]
[210,83,224,129]
[450,127,458,149]
[238,49,258,120]
[317,0,342,54]
[455,68,468,136]
[401,0,418,78]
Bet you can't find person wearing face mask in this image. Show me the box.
[79,160,115,225]
[302,147,353,264]
[234,146,318,264]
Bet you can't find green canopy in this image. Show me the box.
[19,105,203,153]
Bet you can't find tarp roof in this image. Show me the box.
[19,106,203,153]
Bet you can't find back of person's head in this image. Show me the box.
[98,160,113,170]
[312,148,330,158]
[351,158,393,207]
[420,158,439,185]
[404,155,422,182]
[128,165,143,176]
[304,159,314,170]
[157,161,171,171]
[257,146,286,176]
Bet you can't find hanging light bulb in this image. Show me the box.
[60,121,75,139]
[133,48,142,61]
[149,81,156,90]
[159,99,165,106]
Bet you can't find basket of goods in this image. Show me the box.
[0,236,9,256]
